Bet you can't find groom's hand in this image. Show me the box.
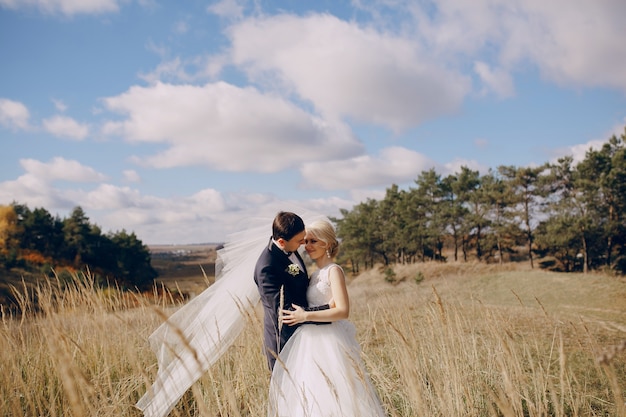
[281,304,331,326]
[281,304,306,326]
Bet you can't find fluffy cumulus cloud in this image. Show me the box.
[408,0,626,93]
[0,175,75,209]
[83,184,151,211]
[90,188,346,244]
[0,98,30,130]
[42,115,90,140]
[519,1,626,92]
[20,157,108,183]
[0,0,119,16]
[0,158,107,210]
[0,159,233,242]
[101,81,364,172]
[83,185,225,227]
[300,146,435,190]
[226,14,471,132]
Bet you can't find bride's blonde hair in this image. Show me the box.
[306,220,339,258]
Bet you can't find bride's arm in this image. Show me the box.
[281,266,349,325]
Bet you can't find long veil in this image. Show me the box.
[136,209,329,417]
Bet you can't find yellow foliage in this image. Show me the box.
[0,204,18,253]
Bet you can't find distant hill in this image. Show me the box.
[149,243,220,297]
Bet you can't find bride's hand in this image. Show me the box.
[281,304,306,326]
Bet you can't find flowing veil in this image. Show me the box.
[136,209,329,417]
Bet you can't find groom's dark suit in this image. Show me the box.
[254,239,327,370]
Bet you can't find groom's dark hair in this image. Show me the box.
[272,211,305,241]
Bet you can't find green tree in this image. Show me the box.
[499,165,548,268]
[336,199,383,269]
[20,207,65,259]
[454,167,483,261]
[378,185,405,264]
[411,169,447,261]
[109,230,157,289]
[63,206,92,266]
[538,157,589,271]
[481,169,517,263]
[440,173,468,262]
[575,135,626,272]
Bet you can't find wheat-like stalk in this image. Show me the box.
[278,285,285,330]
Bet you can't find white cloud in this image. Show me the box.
[347,188,386,205]
[0,157,107,210]
[101,81,364,172]
[520,1,626,92]
[207,0,244,19]
[568,141,607,164]
[226,14,471,132]
[0,158,361,243]
[474,61,514,98]
[409,0,626,93]
[89,188,346,244]
[0,0,120,16]
[122,169,141,183]
[442,158,489,176]
[42,115,90,140]
[52,98,67,112]
[139,58,195,84]
[0,98,30,130]
[300,146,435,190]
[20,157,108,183]
[0,175,75,209]
[187,188,227,213]
[84,184,148,210]
[550,120,626,164]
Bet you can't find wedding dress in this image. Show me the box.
[268,263,386,417]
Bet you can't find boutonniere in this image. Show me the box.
[286,263,301,276]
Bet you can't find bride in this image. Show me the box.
[269,219,386,417]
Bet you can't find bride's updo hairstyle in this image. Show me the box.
[307,220,339,258]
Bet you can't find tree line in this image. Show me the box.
[334,132,626,275]
[0,204,156,289]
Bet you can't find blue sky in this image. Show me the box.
[1,0,625,244]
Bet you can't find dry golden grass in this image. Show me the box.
[1,263,625,417]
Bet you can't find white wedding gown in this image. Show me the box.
[268,264,386,417]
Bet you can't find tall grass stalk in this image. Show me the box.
[1,266,624,416]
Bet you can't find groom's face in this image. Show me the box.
[282,230,306,253]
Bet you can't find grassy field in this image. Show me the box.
[1,261,625,416]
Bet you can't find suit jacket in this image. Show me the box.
[254,239,310,370]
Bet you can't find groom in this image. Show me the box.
[254,211,328,370]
